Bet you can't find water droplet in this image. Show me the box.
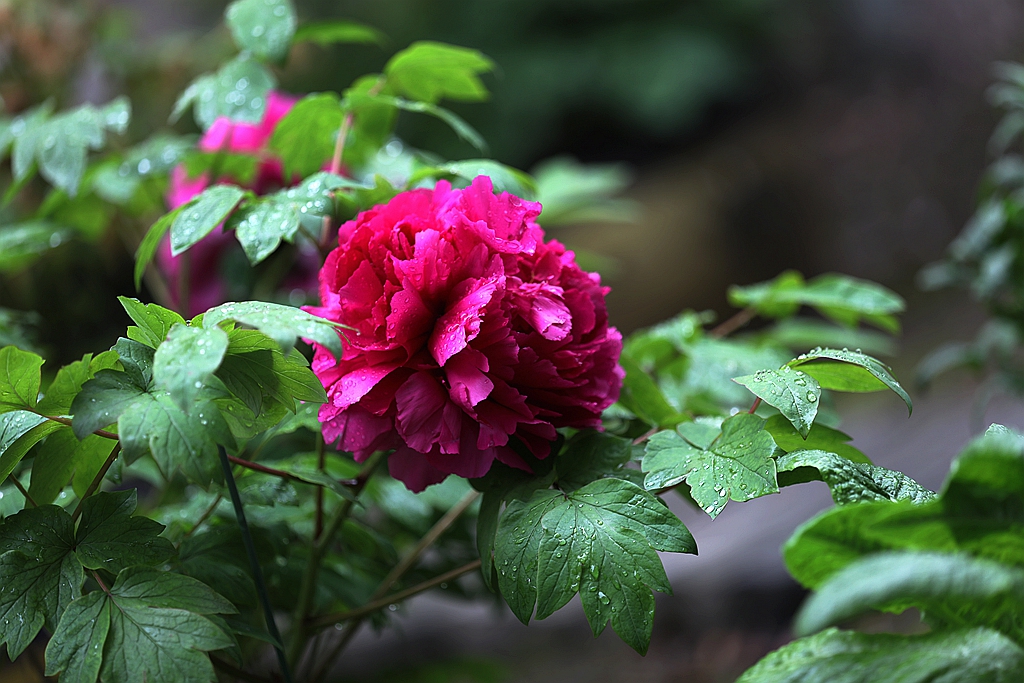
[251,25,265,37]
[806,392,817,402]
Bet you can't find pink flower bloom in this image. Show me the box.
[306,176,624,491]
[159,91,320,315]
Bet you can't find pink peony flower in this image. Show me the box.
[305,176,624,491]
[159,91,320,315]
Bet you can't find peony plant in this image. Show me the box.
[0,2,1020,682]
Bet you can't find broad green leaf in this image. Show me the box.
[47,567,234,683]
[616,352,684,428]
[30,429,115,504]
[216,329,326,415]
[0,222,71,272]
[733,366,820,436]
[180,528,257,608]
[555,431,632,492]
[268,92,343,179]
[119,297,186,349]
[341,74,396,167]
[533,156,637,225]
[794,552,1024,642]
[789,347,912,414]
[134,207,183,290]
[173,55,276,130]
[764,414,869,464]
[44,591,109,683]
[666,337,790,411]
[153,323,229,410]
[225,0,296,62]
[170,185,247,256]
[293,20,385,46]
[0,506,80,657]
[502,478,694,654]
[71,369,147,438]
[642,413,778,518]
[735,627,1024,683]
[0,344,43,411]
[75,490,175,574]
[36,350,119,417]
[0,410,60,483]
[384,41,494,104]
[776,450,934,505]
[203,300,344,358]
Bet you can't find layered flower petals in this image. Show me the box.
[308,176,622,491]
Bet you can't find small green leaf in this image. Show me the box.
[0,410,61,483]
[225,0,296,62]
[0,344,43,411]
[789,347,912,414]
[134,207,183,290]
[173,55,276,131]
[203,300,343,358]
[384,41,494,104]
[44,591,109,682]
[119,297,186,349]
[170,185,247,256]
[735,628,1024,683]
[75,490,175,574]
[268,93,343,179]
[153,323,229,410]
[642,413,778,518]
[533,156,637,226]
[764,414,869,464]
[411,159,536,197]
[776,450,934,505]
[733,367,821,436]
[617,352,684,429]
[293,20,385,46]
[794,552,1024,641]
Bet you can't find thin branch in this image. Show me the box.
[227,455,307,484]
[92,570,110,594]
[709,306,756,339]
[8,475,36,507]
[218,446,294,683]
[178,494,223,545]
[632,427,659,446]
[317,112,354,255]
[71,444,121,522]
[748,397,762,414]
[44,415,117,440]
[310,559,482,630]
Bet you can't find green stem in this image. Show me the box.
[71,444,121,523]
[286,450,386,666]
[314,432,325,539]
[8,475,36,507]
[43,415,117,440]
[177,494,222,546]
[217,446,293,683]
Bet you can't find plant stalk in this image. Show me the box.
[71,444,121,522]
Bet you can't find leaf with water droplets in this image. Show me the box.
[0,409,61,485]
[153,323,229,411]
[733,367,821,437]
[170,184,248,257]
[788,347,912,414]
[268,92,343,179]
[555,430,633,492]
[494,479,694,654]
[75,489,176,574]
[776,449,933,505]
[118,297,186,350]
[225,0,296,62]
[203,300,344,358]
[764,414,869,464]
[642,413,779,518]
[172,55,276,131]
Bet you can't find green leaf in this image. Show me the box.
[0,505,80,657]
[384,41,494,104]
[764,414,869,464]
[494,478,694,654]
[0,222,71,272]
[180,528,256,608]
[761,318,896,358]
[789,347,912,414]
[173,55,276,131]
[555,430,632,492]
[181,151,258,186]
[46,567,235,683]
[733,367,820,436]
[616,352,684,429]
[0,410,61,483]
[93,134,194,206]
[30,429,116,504]
[36,350,119,417]
[410,159,537,197]
[370,95,486,152]
[119,297,187,349]
[340,75,397,167]
[268,92,343,179]
[225,0,296,62]
[533,156,637,226]
[71,368,146,438]
[9,101,54,182]
[203,300,344,358]
[776,450,934,505]
[134,207,183,290]
[735,627,1024,683]
[476,491,501,591]
[216,329,326,415]
[642,413,778,518]
[170,184,248,256]
[794,552,1024,642]
[75,490,175,574]
[293,20,385,46]
[0,344,43,411]
[153,323,229,410]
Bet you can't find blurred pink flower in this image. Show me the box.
[159,91,320,315]
[306,176,624,491]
